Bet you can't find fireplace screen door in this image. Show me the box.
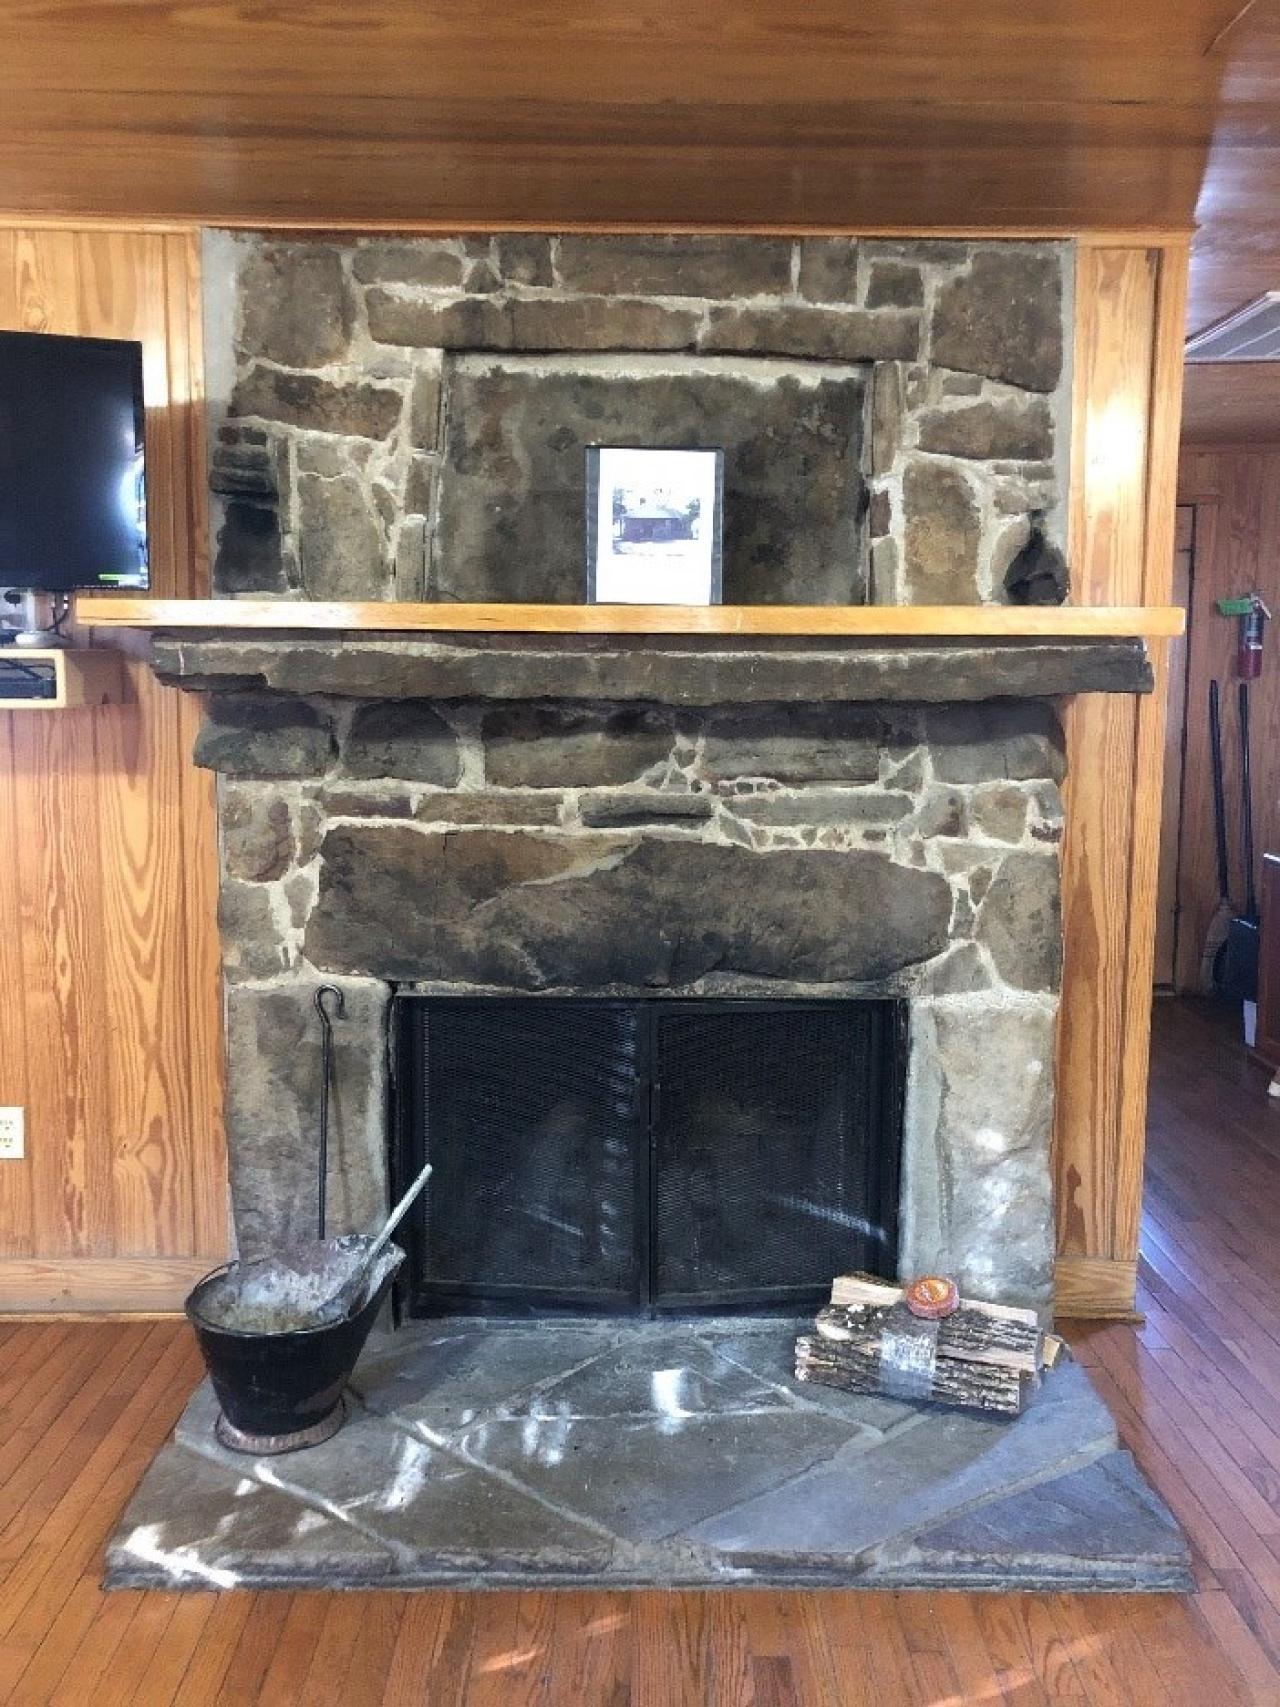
[393,997,906,1316]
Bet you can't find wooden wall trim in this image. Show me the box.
[80,597,1185,639]
[0,214,1194,245]
[1053,238,1189,1319]
[1053,1256,1142,1321]
[0,1257,216,1316]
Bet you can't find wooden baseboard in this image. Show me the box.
[0,1256,219,1316]
[3,1252,1139,1321]
[1053,1255,1141,1321]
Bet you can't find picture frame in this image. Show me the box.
[585,446,724,605]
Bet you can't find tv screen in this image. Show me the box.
[0,329,148,592]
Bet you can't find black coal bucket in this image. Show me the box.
[186,1249,402,1452]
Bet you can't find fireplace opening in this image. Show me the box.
[391,997,907,1318]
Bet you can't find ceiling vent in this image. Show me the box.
[1186,293,1280,362]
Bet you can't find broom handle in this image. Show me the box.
[1240,681,1258,920]
[1210,681,1232,903]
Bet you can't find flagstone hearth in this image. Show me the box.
[107,1318,1189,1592]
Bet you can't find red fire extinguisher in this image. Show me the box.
[1218,592,1272,678]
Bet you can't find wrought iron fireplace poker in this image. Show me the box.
[315,984,345,1238]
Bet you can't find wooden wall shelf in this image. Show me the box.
[0,647,125,711]
[80,597,1185,640]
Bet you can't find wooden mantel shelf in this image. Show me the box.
[80,597,1185,640]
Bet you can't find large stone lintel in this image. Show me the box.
[152,633,1153,705]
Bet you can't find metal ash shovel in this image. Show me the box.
[184,987,431,1454]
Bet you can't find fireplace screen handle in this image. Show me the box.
[315,985,346,1238]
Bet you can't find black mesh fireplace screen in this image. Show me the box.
[392,997,907,1316]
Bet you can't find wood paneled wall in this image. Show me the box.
[1053,237,1189,1318]
[0,224,1186,1317]
[1173,445,1280,993]
[0,227,226,1313]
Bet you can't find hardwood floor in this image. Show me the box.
[0,995,1277,1703]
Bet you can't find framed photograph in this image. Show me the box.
[586,446,724,605]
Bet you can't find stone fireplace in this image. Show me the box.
[105,230,1190,1595]
[172,655,1146,1317]
[172,229,1144,1320]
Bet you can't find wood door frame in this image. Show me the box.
[1154,501,1202,989]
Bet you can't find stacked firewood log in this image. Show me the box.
[794,1274,1063,1417]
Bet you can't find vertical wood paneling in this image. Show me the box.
[1175,446,1280,996]
[1054,237,1189,1316]
[0,225,225,1304]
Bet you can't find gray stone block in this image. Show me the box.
[911,785,967,838]
[209,432,280,500]
[218,880,292,982]
[685,1360,1115,1565]
[213,499,287,595]
[304,828,953,987]
[237,243,354,369]
[926,702,1066,784]
[578,791,714,827]
[463,1406,854,1547]
[194,695,335,778]
[156,636,1155,706]
[351,240,469,288]
[297,472,389,599]
[701,705,884,783]
[925,998,1057,1299]
[897,1449,1192,1591]
[494,234,555,287]
[231,366,403,440]
[106,1429,395,1589]
[865,261,924,309]
[407,366,442,450]
[921,941,994,996]
[354,1322,622,1431]
[977,849,1063,992]
[342,702,461,784]
[930,249,1064,393]
[322,787,416,818]
[702,304,920,362]
[366,291,702,353]
[433,358,867,606]
[221,786,297,881]
[971,781,1031,843]
[179,1384,615,1574]
[415,792,563,826]
[870,361,906,478]
[483,705,672,788]
[916,396,1054,461]
[555,234,792,298]
[796,237,858,304]
[223,975,390,1254]
[903,459,982,603]
[725,790,913,828]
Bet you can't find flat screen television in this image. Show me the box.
[0,329,149,592]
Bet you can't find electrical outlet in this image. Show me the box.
[0,1108,24,1160]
